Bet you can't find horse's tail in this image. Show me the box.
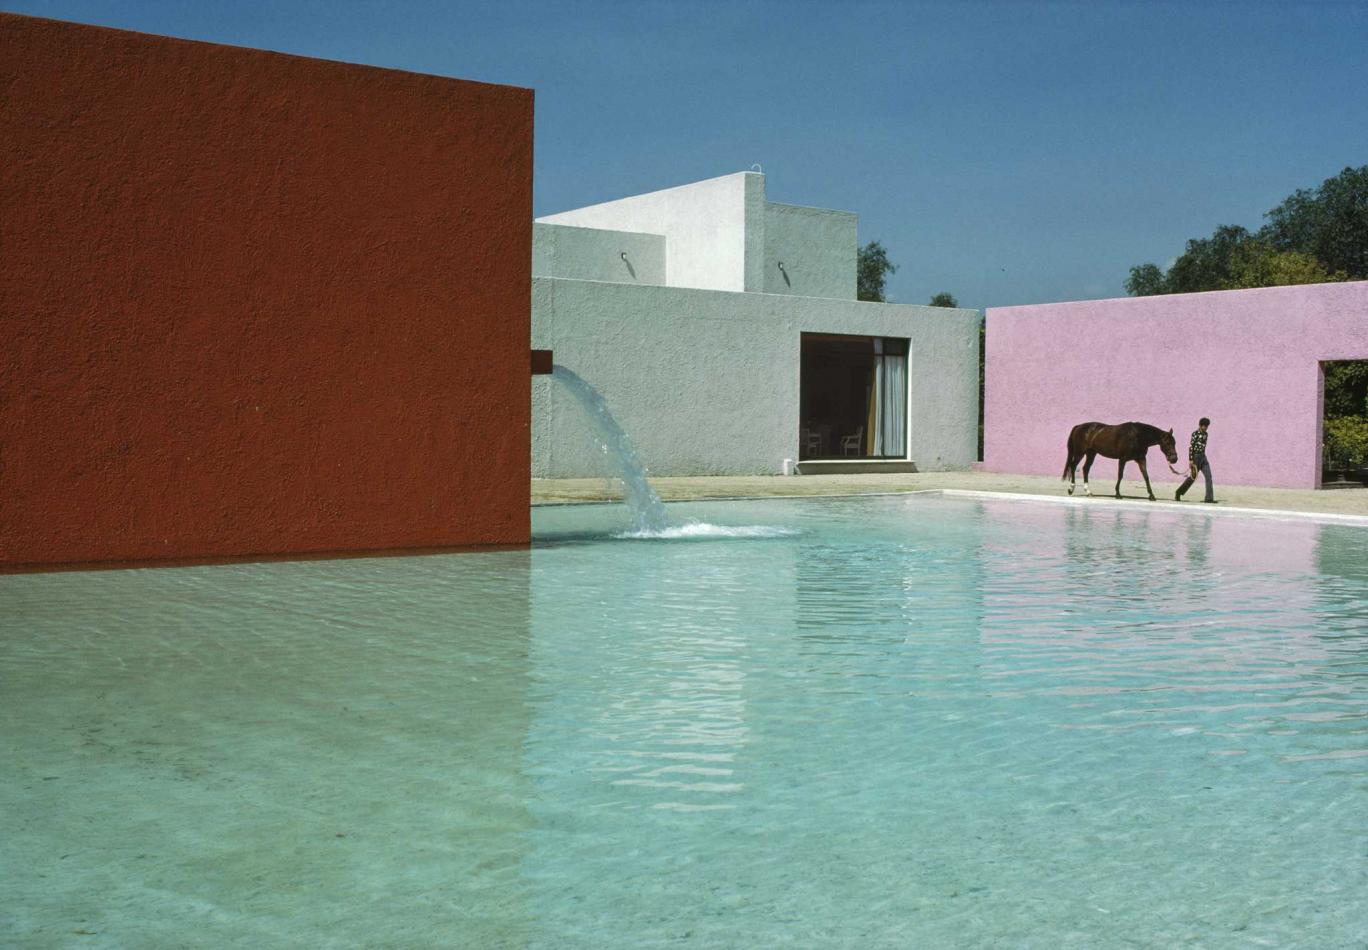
[1063,424,1082,480]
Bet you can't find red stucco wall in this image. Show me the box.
[1,15,534,568]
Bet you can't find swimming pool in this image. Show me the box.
[4,495,1367,947]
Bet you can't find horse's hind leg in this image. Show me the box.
[1064,451,1078,494]
[1114,459,1126,499]
[1082,453,1096,495]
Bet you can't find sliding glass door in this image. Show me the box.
[799,334,908,459]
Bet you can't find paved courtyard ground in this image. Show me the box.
[533,470,1368,521]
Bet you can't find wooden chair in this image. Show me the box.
[802,428,822,455]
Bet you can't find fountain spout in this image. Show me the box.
[548,365,668,533]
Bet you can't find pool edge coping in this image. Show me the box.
[934,489,1368,527]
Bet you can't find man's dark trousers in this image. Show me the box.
[1176,459,1213,502]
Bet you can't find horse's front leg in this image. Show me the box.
[1138,458,1155,500]
[1082,453,1096,496]
[1114,458,1126,499]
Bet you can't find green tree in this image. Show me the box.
[1126,165,1366,295]
[1127,227,1343,295]
[928,292,959,307]
[1323,415,1368,469]
[1227,244,1339,289]
[1163,224,1256,293]
[1324,361,1368,418]
[1261,165,1368,280]
[1124,263,1167,296]
[857,241,897,302]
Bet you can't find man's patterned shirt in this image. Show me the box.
[1189,427,1208,463]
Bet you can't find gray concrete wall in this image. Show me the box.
[532,277,979,477]
[762,202,857,300]
[536,172,759,293]
[532,222,665,285]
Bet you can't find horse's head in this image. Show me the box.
[1160,428,1179,464]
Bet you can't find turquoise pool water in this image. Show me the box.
[3,495,1367,948]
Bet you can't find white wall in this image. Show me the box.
[537,172,761,293]
[536,172,860,300]
[762,202,857,300]
[532,223,666,285]
[532,277,980,477]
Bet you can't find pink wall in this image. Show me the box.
[984,282,1368,489]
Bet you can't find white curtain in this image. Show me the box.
[872,339,907,457]
[871,339,885,455]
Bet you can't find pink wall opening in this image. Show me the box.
[984,281,1368,490]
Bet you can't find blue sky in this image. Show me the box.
[6,0,1366,310]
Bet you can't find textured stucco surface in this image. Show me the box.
[1,15,533,567]
[762,202,857,300]
[532,223,665,285]
[537,173,758,293]
[532,278,979,477]
[984,282,1368,489]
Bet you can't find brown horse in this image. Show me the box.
[1063,422,1179,500]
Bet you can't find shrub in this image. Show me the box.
[1323,415,1368,468]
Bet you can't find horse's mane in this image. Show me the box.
[1130,422,1170,442]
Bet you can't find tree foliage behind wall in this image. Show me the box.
[1263,166,1368,280]
[857,241,897,302]
[1124,224,1346,296]
[1126,165,1366,296]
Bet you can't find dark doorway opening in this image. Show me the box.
[1321,359,1368,488]
[800,334,907,460]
